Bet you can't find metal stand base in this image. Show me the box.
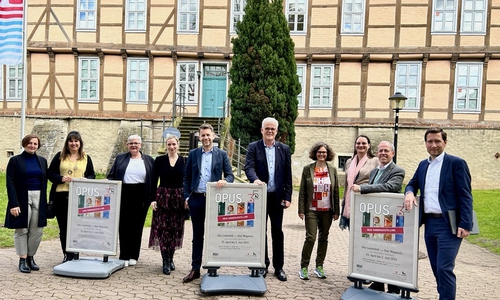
[53,256,125,279]
[341,286,419,300]
[200,268,267,296]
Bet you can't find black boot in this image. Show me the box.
[161,251,171,275]
[19,258,31,273]
[27,256,39,271]
[170,251,175,271]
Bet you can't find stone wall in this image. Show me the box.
[1,116,499,189]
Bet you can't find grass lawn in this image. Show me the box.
[0,173,498,254]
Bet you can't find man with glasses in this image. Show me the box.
[245,117,292,281]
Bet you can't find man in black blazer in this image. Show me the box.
[245,117,293,281]
[182,123,234,283]
[404,128,473,300]
[353,141,405,294]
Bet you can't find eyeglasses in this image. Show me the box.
[127,142,141,146]
[317,151,327,154]
[264,127,277,132]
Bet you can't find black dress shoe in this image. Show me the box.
[19,258,31,273]
[387,284,400,294]
[274,269,287,281]
[368,282,385,291]
[182,270,201,283]
[258,268,268,278]
[27,256,39,271]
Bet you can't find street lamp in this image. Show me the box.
[388,92,407,164]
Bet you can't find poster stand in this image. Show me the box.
[341,193,421,300]
[200,267,266,295]
[200,183,267,296]
[53,179,123,279]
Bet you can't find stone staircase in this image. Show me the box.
[177,116,222,156]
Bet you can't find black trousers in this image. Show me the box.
[54,191,70,255]
[264,192,285,271]
[118,183,149,260]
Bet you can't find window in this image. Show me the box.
[125,0,146,31]
[310,65,333,108]
[177,62,198,104]
[432,0,458,33]
[7,64,23,100]
[454,62,482,112]
[296,64,306,107]
[230,0,246,33]
[127,58,149,103]
[78,57,99,102]
[286,0,307,34]
[461,0,487,34]
[178,0,199,33]
[76,0,96,30]
[338,155,351,172]
[341,0,365,35]
[395,62,422,110]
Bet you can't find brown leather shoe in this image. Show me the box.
[182,270,200,283]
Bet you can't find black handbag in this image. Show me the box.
[46,200,56,219]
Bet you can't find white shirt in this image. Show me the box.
[424,152,445,214]
[123,158,146,184]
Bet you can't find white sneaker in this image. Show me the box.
[129,259,137,266]
[124,261,129,267]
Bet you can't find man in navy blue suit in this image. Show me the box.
[245,117,293,282]
[182,123,234,283]
[404,127,473,300]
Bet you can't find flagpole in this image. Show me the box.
[19,0,27,152]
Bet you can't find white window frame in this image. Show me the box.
[76,0,96,31]
[125,0,146,32]
[126,58,149,104]
[453,62,482,113]
[7,64,23,101]
[395,62,422,111]
[78,57,99,103]
[431,0,458,34]
[296,64,306,108]
[309,65,333,108]
[460,0,487,35]
[286,0,307,34]
[177,61,198,105]
[230,0,247,34]
[178,0,199,33]
[341,0,365,35]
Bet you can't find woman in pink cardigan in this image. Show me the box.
[339,135,378,230]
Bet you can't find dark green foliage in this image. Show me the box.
[228,0,300,153]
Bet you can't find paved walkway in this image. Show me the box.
[1,192,499,299]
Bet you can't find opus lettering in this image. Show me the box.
[214,192,242,204]
[359,202,390,215]
[75,186,100,197]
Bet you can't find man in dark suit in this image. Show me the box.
[353,140,405,294]
[182,123,234,283]
[244,117,292,282]
[404,127,473,300]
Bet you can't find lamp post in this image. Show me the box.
[388,92,407,164]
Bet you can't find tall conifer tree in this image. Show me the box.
[228,0,300,153]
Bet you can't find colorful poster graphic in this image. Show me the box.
[204,183,266,268]
[67,179,122,255]
[347,192,420,291]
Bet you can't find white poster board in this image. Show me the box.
[347,192,420,290]
[203,182,266,268]
[66,179,122,255]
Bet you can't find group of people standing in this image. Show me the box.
[4,131,187,276]
[4,121,473,300]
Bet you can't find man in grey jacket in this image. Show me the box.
[352,140,405,294]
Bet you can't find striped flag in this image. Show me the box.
[0,0,24,66]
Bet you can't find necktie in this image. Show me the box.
[373,169,384,184]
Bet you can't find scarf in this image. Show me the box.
[343,154,368,218]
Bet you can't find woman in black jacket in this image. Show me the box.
[107,134,155,266]
[48,131,95,262]
[5,134,48,273]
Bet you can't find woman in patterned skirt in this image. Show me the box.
[149,134,186,275]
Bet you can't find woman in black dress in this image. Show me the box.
[149,135,186,275]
